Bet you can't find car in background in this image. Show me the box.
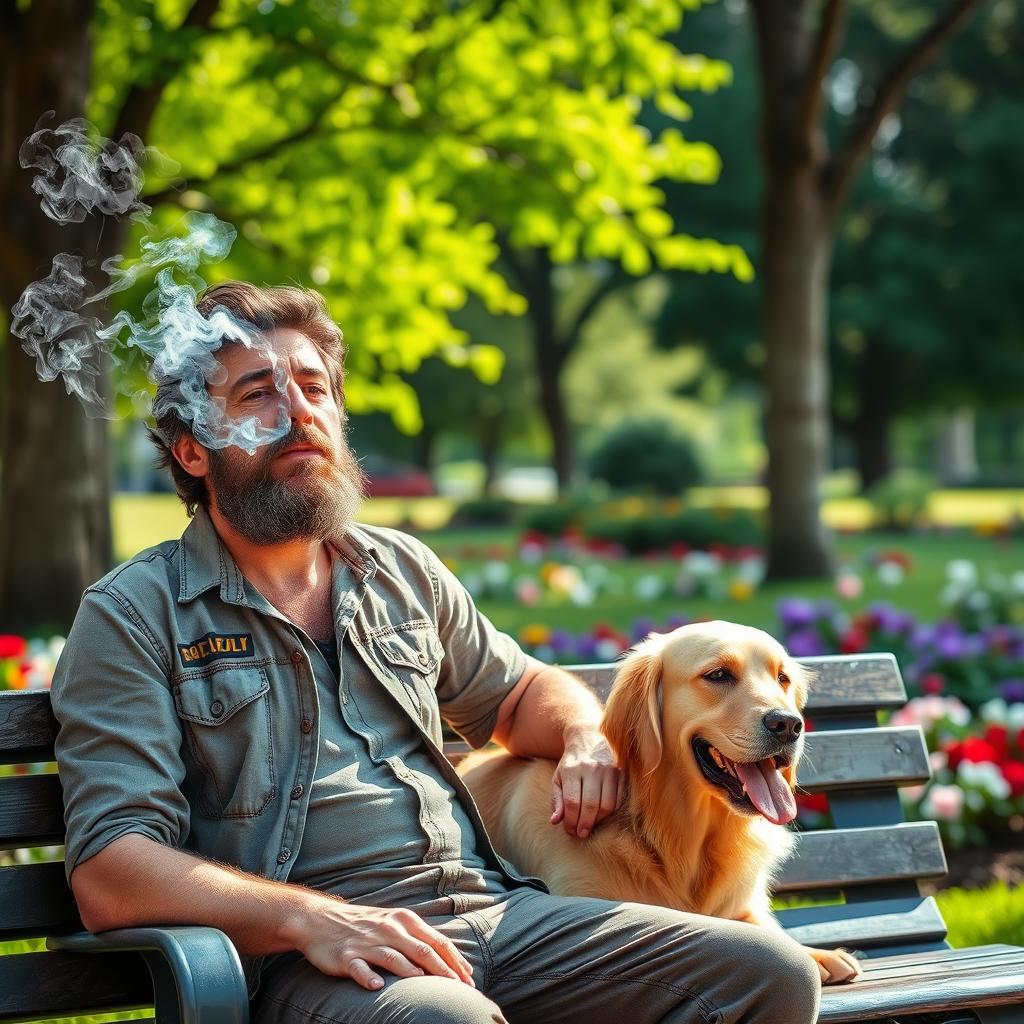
[361,454,437,498]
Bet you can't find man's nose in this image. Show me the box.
[286,381,315,423]
[762,709,803,745]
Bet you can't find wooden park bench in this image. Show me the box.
[2,652,1024,1023]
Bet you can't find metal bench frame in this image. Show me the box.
[1,653,1022,1022]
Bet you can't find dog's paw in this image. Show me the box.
[806,945,863,985]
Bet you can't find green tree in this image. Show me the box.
[1,0,746,630]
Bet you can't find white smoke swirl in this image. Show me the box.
[10,114,292,453]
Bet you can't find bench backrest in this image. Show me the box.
[0,651,945,1020]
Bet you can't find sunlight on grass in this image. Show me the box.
[937,883,1024,947]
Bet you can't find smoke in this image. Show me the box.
[10,113,293,453]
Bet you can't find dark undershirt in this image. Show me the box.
[312,637,340,681]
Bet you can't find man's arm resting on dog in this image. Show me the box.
[492,656,623,839]
[70,833,475,991]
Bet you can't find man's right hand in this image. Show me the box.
[290,900,475,991]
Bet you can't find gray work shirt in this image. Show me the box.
[51,507,542,991]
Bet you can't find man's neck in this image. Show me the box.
[206,503,331,600]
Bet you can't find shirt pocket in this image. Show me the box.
[173,666,276,819]
[370,621,445,740]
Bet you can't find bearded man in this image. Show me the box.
[51,281,820,1024]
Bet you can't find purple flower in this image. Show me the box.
[786,629,826,658]
[665,614,689,630]
[999,679,1024,704]
[574,636,599,662]
[777,598,818,630]
[631,618,658,642]
[935,631,969,660]
[548,629,574,655]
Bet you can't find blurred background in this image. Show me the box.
[2,0,1024,943]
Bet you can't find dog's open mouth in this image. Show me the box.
[691,737,797,826]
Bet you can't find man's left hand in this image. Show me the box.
[550,725,624,838]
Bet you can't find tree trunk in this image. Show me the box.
[526,250,575,495]
[0,0,116,634]
[479,415,503,498]
[760,169,835,579]
[413,424,438,475]
[852,335,893,491]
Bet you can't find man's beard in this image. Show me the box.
[208,426,366,545]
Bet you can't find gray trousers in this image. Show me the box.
[252,890,821,1024]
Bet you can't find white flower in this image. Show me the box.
[634,575,665,601]
[483,561,510,587]
[957,761,1011,800]
[570,582,595,607]
[877,561,904,587]
[966,590,991,612]
[595,639,623,662]
[682,551,721,577]
[947,559,978,585]
[1011,571,1024,595]
[980,699,1009,725]
[1007,704,1024,731]
[943,697,972,727]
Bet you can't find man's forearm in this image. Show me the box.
[71,832,324,954]
[71,832,476,989]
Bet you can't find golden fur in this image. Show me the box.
[458,620,862,984]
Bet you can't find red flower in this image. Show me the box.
[921,673,945,695]
[0,635,27,660]
[1001,761,1024,798]
[853,610,877,631]
[961,737,1000,765]
[797,792,829,814]
[669,542,690,558]
[944,740,965,770]
[984,725,1010,760]
[593,622,617,640]
[840,627,868,655]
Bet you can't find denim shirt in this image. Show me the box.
[51,508,542,989]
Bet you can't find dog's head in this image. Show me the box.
[602,621,811,826]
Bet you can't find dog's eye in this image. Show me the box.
[778,672,790,686]
[704,668,734,683]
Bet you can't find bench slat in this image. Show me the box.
[798,727,930,791]
[776,896,947,951]
[444,726,931,792]
[565,653,906,713]
[775,822,947,892]
[0,691,56,763]
[0,775,65,849]
[0,862,80,940]
[0,949,152,1022]
[817,944,1024,1022]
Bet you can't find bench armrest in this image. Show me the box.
[47,926,248,1024]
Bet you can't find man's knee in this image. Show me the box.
[378,976,507,1024]
[712,926,820,1024]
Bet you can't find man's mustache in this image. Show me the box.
[263,426,334,462]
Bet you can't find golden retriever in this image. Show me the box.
[458,620,862,985]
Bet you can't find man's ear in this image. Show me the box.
[172,434,210,479]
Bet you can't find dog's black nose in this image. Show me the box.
[763,710,803,744]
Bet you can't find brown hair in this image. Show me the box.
[150,281,347,516]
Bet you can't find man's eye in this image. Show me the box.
[704,668,734,683]
[242,390,271,402]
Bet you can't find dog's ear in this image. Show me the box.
[602,643,664,775]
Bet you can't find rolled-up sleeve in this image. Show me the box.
[424,547,527,748]
[51,590,190,883]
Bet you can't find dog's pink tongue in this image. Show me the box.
[734,759,797,825]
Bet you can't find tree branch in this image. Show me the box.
[142,92,337,207]
[797,0,847,148]
[111,0,221,142]
[823,0,982,218]
[564,264,632,352]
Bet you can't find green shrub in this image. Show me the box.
[448,497,523,528]
[522,492,603,537]
[587,420,703,497]
[585,507,763,554]
[867,471,936,531]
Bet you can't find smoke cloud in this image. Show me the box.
[10,113,294,453]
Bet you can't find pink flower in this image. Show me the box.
[922,784,964,821]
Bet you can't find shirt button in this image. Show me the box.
[290,649,304,664]
[418,653,428,666]
[290,784,304,800]
[209,700,224,718]
[300,718,314,734]
[277,848,291,864]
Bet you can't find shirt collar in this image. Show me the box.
[178,506,380,605]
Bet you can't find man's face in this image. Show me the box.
[200,328,364,545]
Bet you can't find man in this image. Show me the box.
[52,282,820,1024]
